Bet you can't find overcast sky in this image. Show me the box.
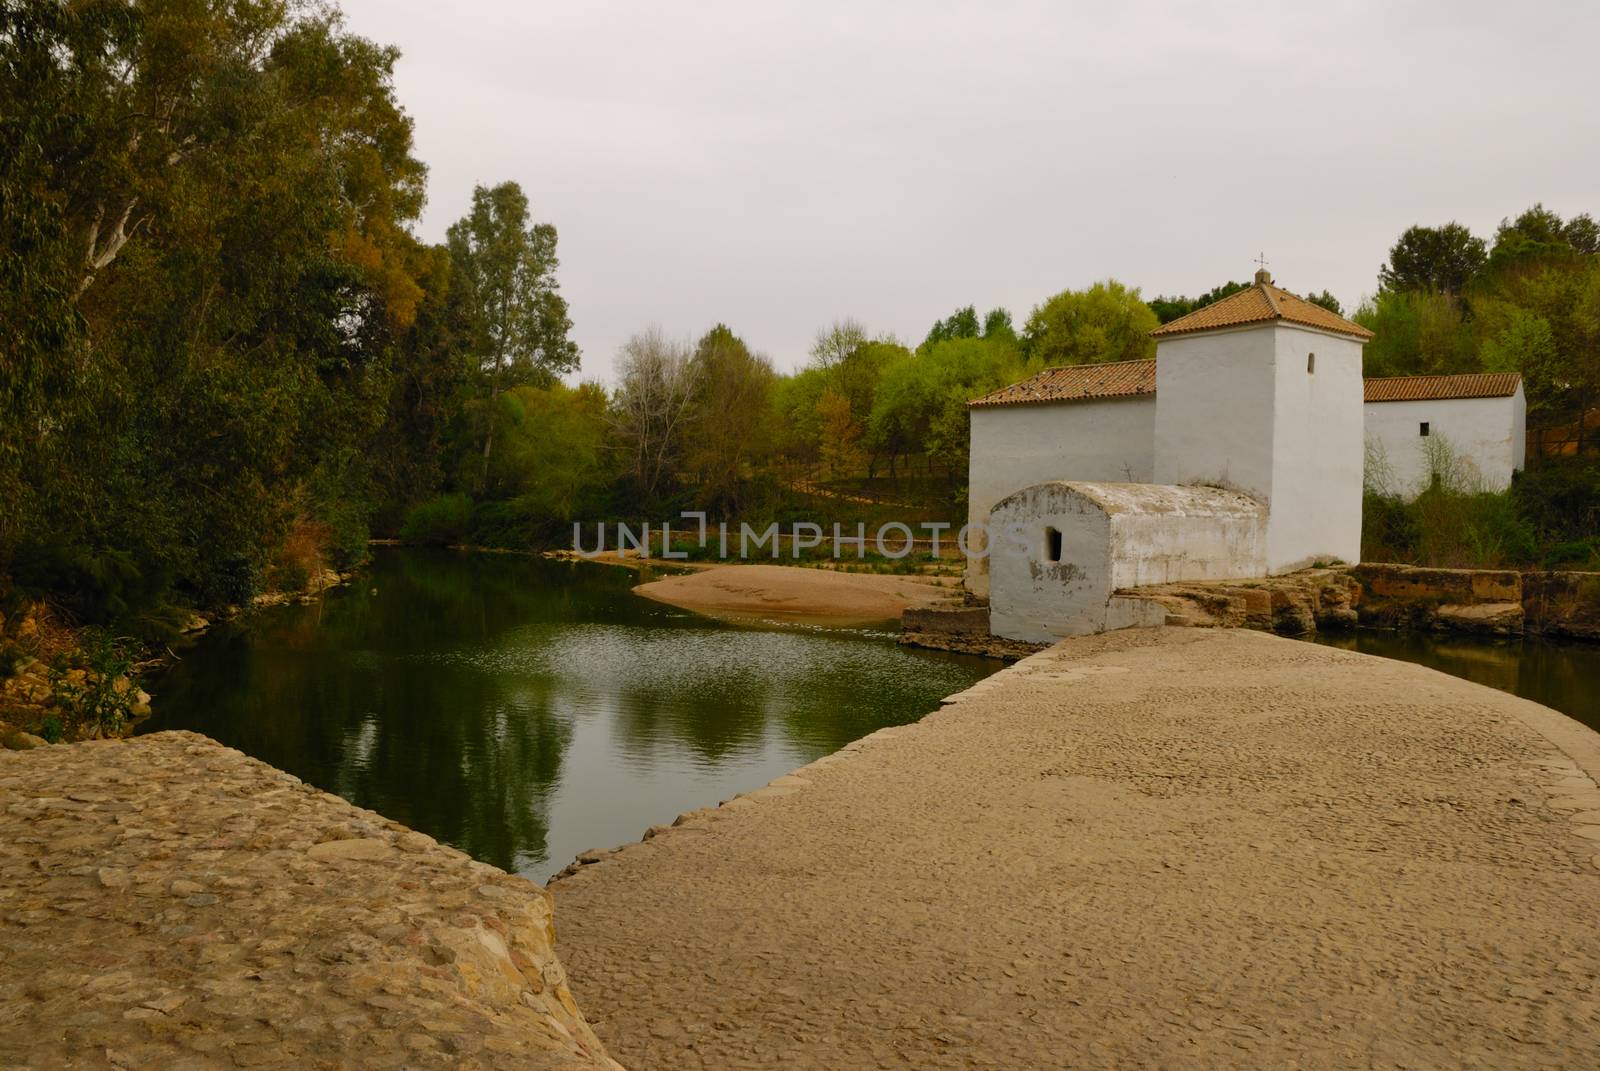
[338,0,1600,384]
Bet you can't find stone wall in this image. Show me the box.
[1122,563,1600,640]
[0,732,621,1070]
[898,605,1047,660]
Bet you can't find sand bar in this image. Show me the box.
[633,564,962,625]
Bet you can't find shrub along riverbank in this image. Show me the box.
[1363,454,1600,570]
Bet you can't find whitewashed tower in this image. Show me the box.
[1151,268,1370,572]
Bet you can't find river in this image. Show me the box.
[136,548,998,883]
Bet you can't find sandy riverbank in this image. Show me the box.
[552,627,1600,1069]
[632,564,963,625]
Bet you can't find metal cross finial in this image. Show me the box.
[1255,251,1268,272]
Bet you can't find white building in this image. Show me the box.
[966,272,1527,641]
[1363,373,1526,497]
[967,271,1375,640]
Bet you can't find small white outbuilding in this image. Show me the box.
[1363,373,1526,497]
[987,481,1266,643]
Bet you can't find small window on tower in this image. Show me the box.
[1420,422,1430,437]
[1307,352,1316,374]
[1045,527,1063,563]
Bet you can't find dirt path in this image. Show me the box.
[552,628,1600,1069]
[633,564,961,625]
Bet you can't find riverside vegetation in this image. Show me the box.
[4,3,1600,743]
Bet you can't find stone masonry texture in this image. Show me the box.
[0,732,619,1071]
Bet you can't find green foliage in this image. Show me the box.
[1378,223,1487,294]
[1362,487,1535,569]
[467,496,569,550]
[870,336,1024,478]
[1304,290,1344,316]
[921,305,1016,352]
[981,308,1016,343]
[48,630,139,735]
[1020,280,1157,366]
[922,305,980,350]
[1148,281,1248,324]
[1493,204,1600,258]
[9,543,169,628]
[400,494,474,547]
[0,0,457,615]
[1354,290,1477,377]
[1512,456,1600,547]
[482,382,610,515]
[683,325,778,512]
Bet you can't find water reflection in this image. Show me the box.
[139,549,996,882]
[1312,630,1600,733]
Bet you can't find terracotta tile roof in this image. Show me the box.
[1364,372,1522,403]
[972,364,1523,410]
[1150,279,1374,341]
[968,359,1156,408]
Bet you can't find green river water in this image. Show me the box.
[136,548,998,882]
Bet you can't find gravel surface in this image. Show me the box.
[553,627,1600,1069]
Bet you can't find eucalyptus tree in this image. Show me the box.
[0,0,436,616]
[445,181,578,489]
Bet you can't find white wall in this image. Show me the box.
[1153,326,1278,501]
[988,481,1267,643]
[1153,323,1363,572]
[1364,386,1526,497]
[1264,325,1365,572]
[965,396,1155,597]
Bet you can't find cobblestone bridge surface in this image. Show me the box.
[553,628,1600,1069]
[0,733,619,1070]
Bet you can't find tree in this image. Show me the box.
[806,319,906,475]
[1148,281,1249,324]
[921,305,980,351]
[1304,290,1344,316]
[683,325,777,512]
[922,305,1016,352]
[870,336,1023,480]
[809,318,868,374]
[0,0,440,614]
[815,389,863,481]
[446,181,577,488]
[1494,204,1600,257]
[1378,223,1487,294]
[1021,280,1158,367]
[484,382,609,517]
[1354,291,1476,378]
[981,307,1016,342]
[611,328,697,499]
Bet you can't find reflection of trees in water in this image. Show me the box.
[331,667,572,874]
[610,674,772,765]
